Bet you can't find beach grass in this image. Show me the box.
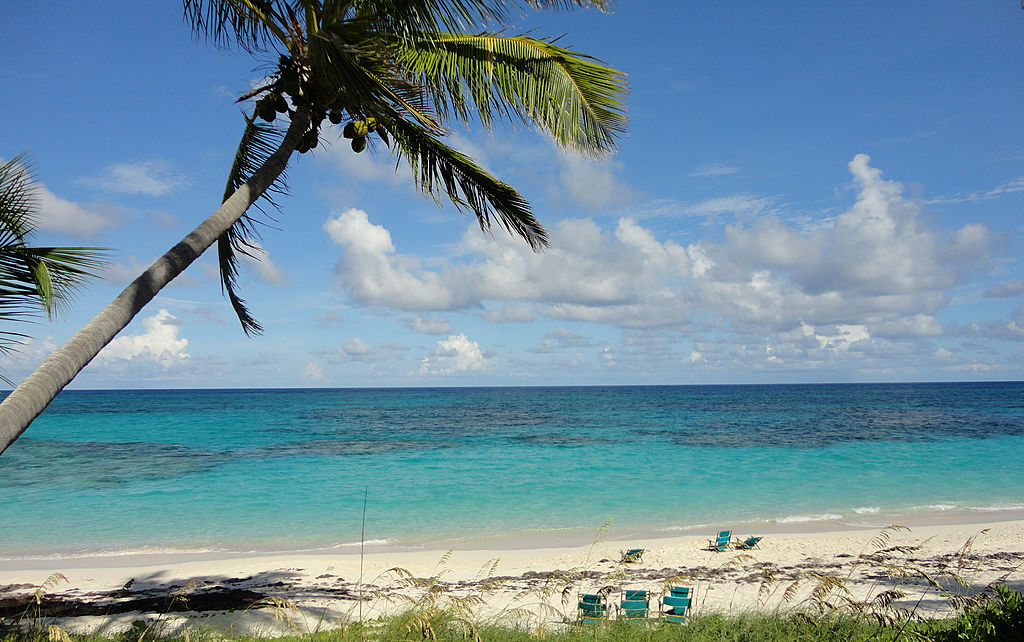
[0,608,997,642]
[6,583,1024,642]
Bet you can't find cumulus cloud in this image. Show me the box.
[96,309,189,367]
[325,208,480,310]
[79,160,189,196]
[419,334,491,375]
[303,362,325,380]
[325,156,1001,370]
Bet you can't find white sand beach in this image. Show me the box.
[2,519,1023,636]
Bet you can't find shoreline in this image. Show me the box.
[5,505,1023,564]
[3,517,1023,635]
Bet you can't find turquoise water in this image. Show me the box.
[1,383,1023,558]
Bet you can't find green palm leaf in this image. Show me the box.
[217,113,290,336]
[388,118,548,250]
[398,33,627,154]
[0,156,107,320]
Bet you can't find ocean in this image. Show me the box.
[1,383,1022,559]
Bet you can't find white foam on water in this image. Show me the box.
[968,503,1024,512]
[852,506,880,514]
[330,538,395,548]
[772,513,844,524]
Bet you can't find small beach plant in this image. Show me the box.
[0,0,627,454]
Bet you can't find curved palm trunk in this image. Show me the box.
[0,111,311,455]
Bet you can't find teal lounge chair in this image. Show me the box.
[618,590,649,620]
[661,591,692,623]
[708,529,732,552]
[668,586,691,598]
[620,548,645,563]
[578,593,608,624]
[735,536,762,550]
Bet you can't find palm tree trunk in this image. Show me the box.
[0,111,311,455]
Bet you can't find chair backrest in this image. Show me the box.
[663,595,691,609]
[714,533,731,550]
[662,594,691,623]
[579,594,606,621]
[619,598,647,618]
[747,536,762,545]
[719,530,731,539]
[624,589,648,601]
[669,586,690,598]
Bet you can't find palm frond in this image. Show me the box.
[183,0,290,52]
[397,32,627,154]
[0,154,36,243]
[314,22,443,131]
[350,0,610,39]
[0,156,108,320]
[218,112,291,336]
[389,118,548,249]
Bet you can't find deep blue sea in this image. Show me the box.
[2,383,1023,559]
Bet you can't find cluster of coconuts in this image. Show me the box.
[251,55,388,155]
[255,92,289,123]
[341,117,378,153]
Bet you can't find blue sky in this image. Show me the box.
[2,1,1023,388]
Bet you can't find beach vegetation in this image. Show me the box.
[0,0,628,454]
[4,528,1021,642]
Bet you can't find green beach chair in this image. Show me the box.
[734,535,762,550]
[578,593,608,624]
[618,592,649,621]
[708,529,732,552]
[661,587,693,624]
[669,586,691,598]
[620,547,645,563]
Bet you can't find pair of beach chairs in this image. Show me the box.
[577,586,693,624]
[708,529,762,552]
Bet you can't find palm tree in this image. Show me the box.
[0,0,627,454]
[0,155,107,384]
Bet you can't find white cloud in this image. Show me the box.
[403,315,454,335]
[930,176,1024,204]
[689,163,740,178]
[239,240,287,285]
[481,304,535,323]
[681,195,772,218]
[324,156,1000,364]
[303,362,325,380]
[79,160,189,196]
[325,208,479,310]
[96,309,189,367]
[36,184,115,237]
[419,334,491,375]
[554,153,635,210]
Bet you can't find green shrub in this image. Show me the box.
[932,584,1024,642]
